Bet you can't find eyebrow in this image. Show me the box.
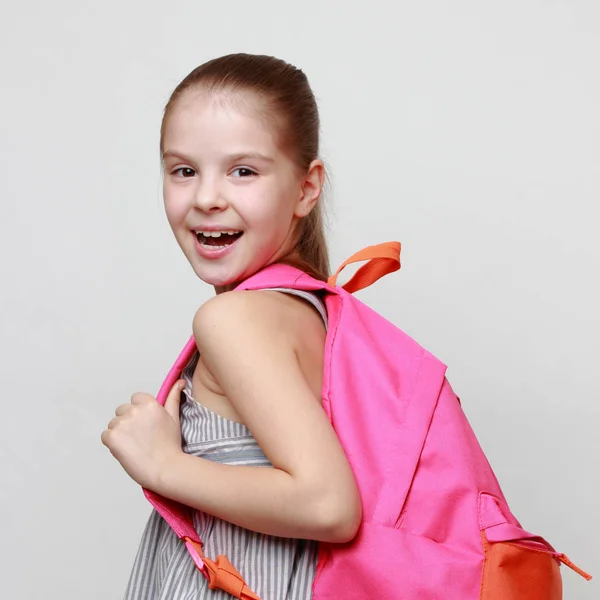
[161,150,275,163]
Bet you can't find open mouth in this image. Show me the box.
[195,230,243,247]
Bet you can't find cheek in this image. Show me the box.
[246,203,294,239]
[245,183,298,227]
[163,187,189,228]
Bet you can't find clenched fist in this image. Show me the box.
[102,379,187,490]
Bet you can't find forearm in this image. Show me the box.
[153,451,353,542]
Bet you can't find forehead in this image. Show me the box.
[163,89,283,157]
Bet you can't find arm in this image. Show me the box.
[154,291,362,543]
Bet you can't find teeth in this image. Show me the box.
[198,230,240,237]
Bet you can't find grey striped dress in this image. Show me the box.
[124,289,327,600]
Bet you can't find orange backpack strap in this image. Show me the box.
[328,241,401,293]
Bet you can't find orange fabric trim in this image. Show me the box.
[480,533,562,600]
[327,241,401,293]
[185,538,262,600]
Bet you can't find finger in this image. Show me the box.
[115,404,132,416]
[101,429,110,447]
[106,416,120,430]
[101,429,118,454]
[164,379,186,426]
[131,393,152,405]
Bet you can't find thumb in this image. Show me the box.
[164,379,186,426]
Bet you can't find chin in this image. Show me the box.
[184,245,270,291]
[190,263,245,290]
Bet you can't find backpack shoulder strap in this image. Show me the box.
[144,334,262,599]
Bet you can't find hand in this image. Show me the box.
[101,379,186,490]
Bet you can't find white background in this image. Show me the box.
[1,1,598,598]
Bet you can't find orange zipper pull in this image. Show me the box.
[556,553,593,581]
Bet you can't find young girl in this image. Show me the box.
[102,53,361,599]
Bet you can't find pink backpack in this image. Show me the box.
[143,242,591,599]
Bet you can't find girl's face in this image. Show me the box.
[162,89,322,292]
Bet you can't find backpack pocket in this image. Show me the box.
[479,492,563,600]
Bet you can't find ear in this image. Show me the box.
[294,159,325,218]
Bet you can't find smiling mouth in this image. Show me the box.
[195,230,243,247]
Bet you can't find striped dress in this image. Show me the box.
[124,289,327,600]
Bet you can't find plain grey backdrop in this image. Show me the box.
[1,1,598,598]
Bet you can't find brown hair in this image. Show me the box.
[160,53,330,281]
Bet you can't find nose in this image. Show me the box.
[193,176,227,213]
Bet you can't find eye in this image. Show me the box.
[173,167,196,178]
[230,167,256,178]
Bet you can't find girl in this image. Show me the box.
[102,53,362,599]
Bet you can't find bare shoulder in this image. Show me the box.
[193,290,290,339]
[193,289,324,352]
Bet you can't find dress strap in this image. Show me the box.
[263,287,328,330]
